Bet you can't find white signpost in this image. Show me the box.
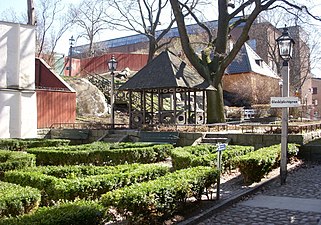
[270,97,300,108]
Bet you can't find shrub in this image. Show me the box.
[101,166,218,223]
[0,151,36,173]
[4,164,170,205]
[0,181,41,218]
[170,145,254,170]
[0,200,105,225]
[232,144,298,184]
[0,139,70,151]
[27,142,173,166]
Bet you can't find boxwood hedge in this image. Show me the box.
[0,151,36,173]
[0,139,70,151]
[101,166,219,223]
[4,163,170,205]
[0,181,41,218]
[27,142,173,166]
[0,200,105,225]
[232,144,298,184]
[170,144,254,171]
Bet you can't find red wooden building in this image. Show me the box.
[64,53,149,76]
[36,58,76,128]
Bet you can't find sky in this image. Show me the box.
[0,0,152,54]
[0,0,216,55]
[1,0,321,71]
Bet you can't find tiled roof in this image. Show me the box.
[119,50,215,91]
[226,43,279,79]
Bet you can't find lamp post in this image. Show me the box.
[108,55,118,129]
[68,36,75,77]
[276,26,295,185]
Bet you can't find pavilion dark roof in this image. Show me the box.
[118,50,215,91]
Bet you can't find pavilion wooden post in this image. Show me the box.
[174,89,177,128]
[158,89,161,124]
[151,91,154,126]
[202,90,206,124]
[129,91,132,128]
[142,90,146,125]
[194,90,197,124]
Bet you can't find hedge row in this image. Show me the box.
[26,141,159,153]
[0,200,105,225]
[0,151,36,173]
[20,163,153,178]
[0,139,70,151]
[170,144,254,170]
[0,181,41,218]
[27,143,173,166]
[232,144,298,184]
[101,166,219,223]
[4,163,170,205]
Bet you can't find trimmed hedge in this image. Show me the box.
[0,181,41,218]
[0,139,70,151]
[4,164,170,205]
[0,200,105,225]
[232,144,298,184]
[101,166,219,223]
[0,151,36,173]
[170,144,254,170]
[27,142,173,166]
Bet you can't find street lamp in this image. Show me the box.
[68,36,75,77]
[108,55,118,129]
[276,25,295,185]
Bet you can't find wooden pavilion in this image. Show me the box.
[118,50,215,129]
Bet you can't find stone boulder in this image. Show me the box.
[67,78,109,117]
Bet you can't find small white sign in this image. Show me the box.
[270,97,300,108]
[217,143,227,151]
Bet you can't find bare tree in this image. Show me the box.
[36,0,73,65]
[170,0,320,123]
[258,8,321,102]
[0,7,27,23]
[69,0,108,56]
[105,0,202,62]
[0,0,72,66]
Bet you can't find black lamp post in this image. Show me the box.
[108,55,118,129]
[276,25,295,185]
[68,36,75,77]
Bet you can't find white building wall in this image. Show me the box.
[0,21,37,138]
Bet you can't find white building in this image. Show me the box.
[0,21,37,138]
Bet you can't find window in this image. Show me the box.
[255,59,263,67]
[312,87,317,95]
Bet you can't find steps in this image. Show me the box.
[193,133,230,145]
[98,130,128,143]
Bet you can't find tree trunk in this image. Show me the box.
[148,38,156,62]
[206,82,225,123]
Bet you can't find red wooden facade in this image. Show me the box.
[64,53,148,76]
[36,58,76,128]
[36,90,76,128]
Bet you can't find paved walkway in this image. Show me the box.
[180,162,321,225]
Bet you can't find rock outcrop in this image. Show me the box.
[67,78,110,117]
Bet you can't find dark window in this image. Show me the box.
[312,87,317,95]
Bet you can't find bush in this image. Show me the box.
[232,144,298,184]
[0,139,70,151]
[0,151,36,173]
[0,200,105,225]
[4,164,170,205]
[27,142,173,166]
[170,145,254,170]
[0,181,41,218]
[101,166,218,223]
